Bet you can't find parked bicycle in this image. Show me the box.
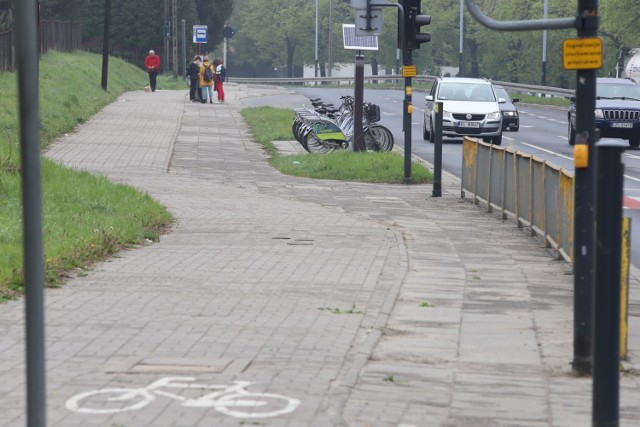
[292,96,394,154]
[66,376,300,419]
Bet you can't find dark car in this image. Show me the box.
[568,77,640,146]
[492,85,519,131]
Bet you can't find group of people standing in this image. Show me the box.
[144,50,226,104]
[186,56,226,104]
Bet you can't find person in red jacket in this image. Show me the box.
[144,50,161,92]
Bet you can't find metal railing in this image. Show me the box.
[230,75,575,99]
[461,137,574,262]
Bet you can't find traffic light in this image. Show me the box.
[223,26,235,39]
[414,12,431,49]
[402,0,431,50]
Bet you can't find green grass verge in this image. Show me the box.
[0,51,173,302]
[241,106,432,184]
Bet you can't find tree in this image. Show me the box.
[242,0,315,77]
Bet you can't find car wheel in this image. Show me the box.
[630,136,640,148]
[512,122,519,132]
[568,118,576,145]
[423,120,430,141]
[492,133,502,145]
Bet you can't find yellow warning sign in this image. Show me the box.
[562,37,603,70]
[402,65,417,77]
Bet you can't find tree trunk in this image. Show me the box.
[286,38,296,78]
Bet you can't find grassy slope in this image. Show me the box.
[0,51,175,301]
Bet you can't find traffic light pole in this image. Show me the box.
[403,49,412,183]
[572,0,599,376]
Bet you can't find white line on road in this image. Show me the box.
[521,143,640,183]
[520,142,574,161]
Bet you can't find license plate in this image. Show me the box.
[457,121,480,128]
[611,122,633,128]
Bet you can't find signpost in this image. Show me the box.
[193,25,207,55]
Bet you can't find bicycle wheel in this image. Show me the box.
[363,128,381,151]
[66,388,155,414]
[370,125,394,152]
[291,118,303,143]
[305,133,339,154]
[214,392,300,418]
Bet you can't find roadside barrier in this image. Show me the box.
[460,137,574,262]
[461,137,631,359]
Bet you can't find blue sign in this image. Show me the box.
[193,25,208,43]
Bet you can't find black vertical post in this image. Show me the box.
[15,0,47,426]
[432,101,443,197]
[101,0,111,91]
[353,54,366,152]
[403,49,412,183]
[572,0,599,376]
[592,140,624,427]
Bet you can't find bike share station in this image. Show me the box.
[291,23,393,154]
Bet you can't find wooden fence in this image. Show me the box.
[0,20,83,72]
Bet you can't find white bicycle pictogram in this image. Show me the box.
[66,376,300,418]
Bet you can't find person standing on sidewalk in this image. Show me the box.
[186,55,202,102]
[144,50,161,92]
[199,57,215,104]
[213,58,225,103]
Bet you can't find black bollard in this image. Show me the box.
[592,139,625,427]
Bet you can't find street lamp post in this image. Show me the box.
[315,0,319,78]
[459,0,464,76]
[542,0,548,86]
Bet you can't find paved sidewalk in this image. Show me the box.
[0,84,638,426]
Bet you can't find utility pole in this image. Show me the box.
[172,0,178,76]
[542,0,548,85]
[163,0,169,73]
[328,0,333,77]
[459,0,464,76]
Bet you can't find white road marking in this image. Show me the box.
[520,142,574,161]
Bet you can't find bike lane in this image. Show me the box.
[1,85,639,426]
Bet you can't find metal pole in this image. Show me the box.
[542,0,548,86]
[172,0,178,76]
[354,54,366,152]
[15,0,47,425]
[315,0,319,78]
[592,140,624,426]
[101,0,111,90]
[223,37,228,70]
[181,19,186,78]
[432,101,443,197]
[403,49,412,183]
[396,48,401,83]
[459,0,464,76]
[328,0,333,77]
[572,0,599,376]
[163,0,169,73]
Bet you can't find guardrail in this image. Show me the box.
[461,137,574,262]
[230,75,575,98]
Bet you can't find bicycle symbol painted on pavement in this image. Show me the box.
[66,376,300,418]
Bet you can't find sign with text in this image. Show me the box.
[193,25,208,43]
[562,37,602,70]
[402,65,417,77]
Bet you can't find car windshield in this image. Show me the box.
[597,83,640,100]
[493,87,509,100]
[438,83,496,102]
